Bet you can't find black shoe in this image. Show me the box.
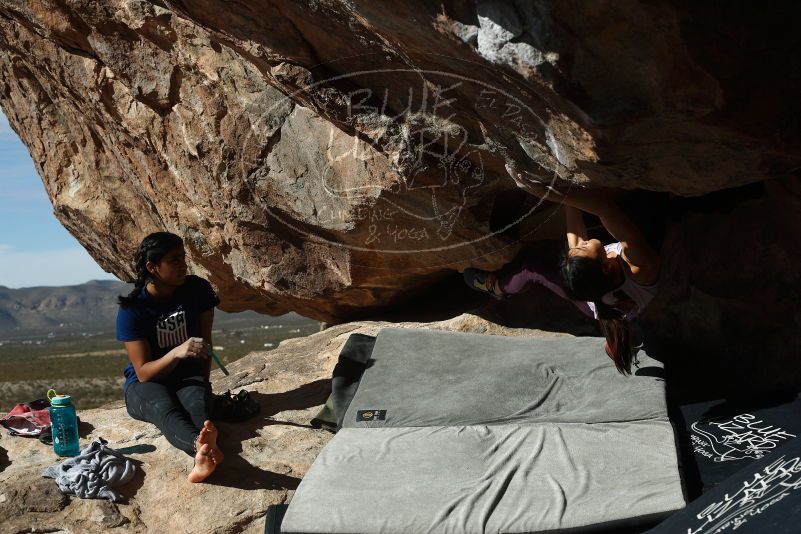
[463,268,504,300]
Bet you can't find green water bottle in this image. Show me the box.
[48,389,80,457]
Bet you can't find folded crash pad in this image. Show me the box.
[341,328,667,428]
[280,328,686,534]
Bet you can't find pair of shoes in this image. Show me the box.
[212,390,260,422]
[463,268,504,300]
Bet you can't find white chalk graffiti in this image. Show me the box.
[237,55,563,256]
[686,455,801,533]
[319,80,486,242]
[691,413,796,462]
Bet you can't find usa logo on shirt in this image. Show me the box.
[156,307,188,348]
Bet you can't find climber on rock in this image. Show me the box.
[464,168,661,374]
[116,231,224,482]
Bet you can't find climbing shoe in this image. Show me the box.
[463,268,504,300]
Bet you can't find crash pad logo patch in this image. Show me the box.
[357,410,386,422]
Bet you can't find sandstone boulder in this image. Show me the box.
[0,0,798,324]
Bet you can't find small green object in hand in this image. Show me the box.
[209,347,230,376]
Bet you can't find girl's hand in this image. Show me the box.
[173,337,210,360]
[506,164,621,207]
[505,165,561,199]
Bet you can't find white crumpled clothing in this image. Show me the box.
[42,438,136,501]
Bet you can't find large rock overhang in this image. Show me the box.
[1,1,800,385]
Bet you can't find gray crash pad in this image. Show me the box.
[281,328,684,534]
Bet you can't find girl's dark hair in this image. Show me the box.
[595,302,633,375]
[559,251,634,375]
[118,232,184,309]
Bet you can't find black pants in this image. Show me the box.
[125,372,212,456]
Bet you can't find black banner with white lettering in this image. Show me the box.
[648,437,801,533]
[673,391,801,497]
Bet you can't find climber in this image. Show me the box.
[115,231,224,482]
[464,169,661,374]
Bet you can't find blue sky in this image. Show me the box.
[0,110,120,288]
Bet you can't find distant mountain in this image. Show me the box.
[0,279,312,336]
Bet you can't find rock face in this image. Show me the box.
[641,176,801,393]
[0,313,570,534]
[0,1,797,306]
[0,3,799,373]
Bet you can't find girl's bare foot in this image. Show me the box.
[188,443,218,483]
[198,420,218,450]
[188,421,224,483]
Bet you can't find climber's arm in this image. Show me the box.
[593,203,660,280]
[507,169,617,214]
[508,168,658,277]
[564,205,588,248]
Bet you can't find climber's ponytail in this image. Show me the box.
[559,249,634,375]
[594,302,634,375]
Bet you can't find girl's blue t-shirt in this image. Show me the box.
[116,275,220,390]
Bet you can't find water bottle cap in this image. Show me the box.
[47,389,72,406]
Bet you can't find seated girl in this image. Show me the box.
[116,231,223,482]
[465,174,661,375]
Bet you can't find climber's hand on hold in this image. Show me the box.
[505,163,567,201]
